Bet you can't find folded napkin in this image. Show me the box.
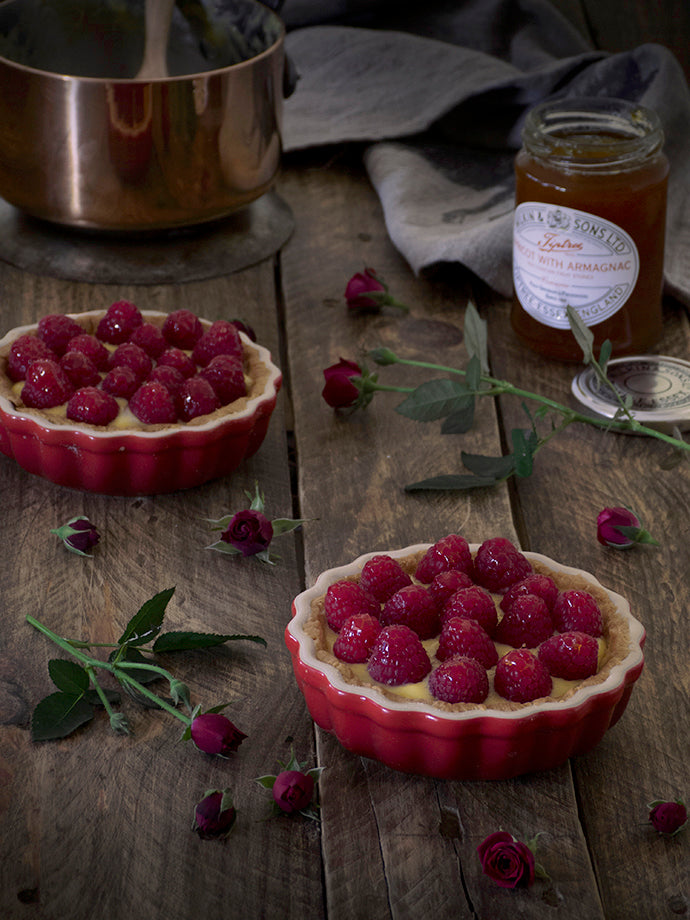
[282,0,690,306]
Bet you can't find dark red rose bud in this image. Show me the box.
[50,517,100,556]
[648,800,687,836]
[221,509,274,556]
[322,358,363,409]
[192,789,236,840]
[272,770,315,814]
[190,712,247,756]
[477,831,536,889]
[344,268,409,313]
[596,506,658,548]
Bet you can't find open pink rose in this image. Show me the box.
[190,712,247,756]
[322,358,363,409]
[221,509,274,556]
[477,831,536,889]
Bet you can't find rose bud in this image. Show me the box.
[192,789,237,840]
[272,769,316,814]
[322,358,363,409]
[221,509,274,556]
[477,831,536,889]
[648,800,687,836]
[344,268,408,313]
[596,506,658,549]
[190,712,247,756]
[50,517,100,557]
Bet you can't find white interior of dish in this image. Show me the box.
[288,543,646,722]
[0,310,282,439]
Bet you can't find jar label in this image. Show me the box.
[513,202,640,329]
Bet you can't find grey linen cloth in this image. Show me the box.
[280,0,690,306]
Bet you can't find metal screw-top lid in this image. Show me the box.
[571,355,690,433]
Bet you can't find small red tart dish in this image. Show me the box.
[0,310,282,495]
[286,543,646,780]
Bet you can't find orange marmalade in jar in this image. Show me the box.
[511,97,668,361]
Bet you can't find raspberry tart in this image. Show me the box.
[0,304,282,494]
[286,537,645,780]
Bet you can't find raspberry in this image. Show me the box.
[494,649,552,703]
[324,579,380,631]
[191,320,242,367]
[157,347,197,378]
[129,381,178,424]
[108,342,152,382]
[59,351,101,388]
[65,333,110,370]
[199,354,246,405]
[367,624,431,686]
[129,322,167,358]
[473,537,532,593]
[359,555,412,603]
[102,365,139,399]
[537,631,599,680]
[436,616,498,668]
[148,364,186,398]
[415,533,472,582]
[552,590,603,637]
[95,300,143,344]
[442,585,498,634]
[493,594,553,648]
[429,657,489,704]
[162,309,203,349]
[177,376,221,422]
[66,387,119,426]
[37,313,83,355]
[380,584,440,640]
[428,569,474,608]
[20,359,73,408]
[7,334,55,381]
[500,573,559,613]
[333,614,382,663]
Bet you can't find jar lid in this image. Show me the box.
[571,355,690,432]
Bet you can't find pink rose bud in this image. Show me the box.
[344,268,409,313]
[272,769,315,814]
[321,358,363,409]
[50,517,100,556]
[192,789,237,840]
[648,800,687,836]
[596,506,658,549]
[221,509,274,556]
[477,831,536,889]
[190,712,247,756]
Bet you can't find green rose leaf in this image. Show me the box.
[463,302,490,374]
[85,687,121,707]
[271,518,310,536]
[48,658,90,695]
[461,452,516,480]
[30,691,94,741]
[396,379,473,422]
[111,646,161,684]
[511,428,539,478]
[405,473,500,492]
[153,631,267,652]
[118,587,175,647]
[441,402,475,434]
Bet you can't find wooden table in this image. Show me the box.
[1,146,688,920]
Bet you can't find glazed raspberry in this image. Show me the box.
[191,320,242,367]
[333,614,382,663]
[552,590,603,637]
[59,351,101,388]
[324,579,380,631]
[359,555,412,603]
[500,573,559,613]
[380,584,440,640]
[162,309,203,349]
[66,387,119,426]
[494,649,552,703]
[148,364,186,398]
[428,569,474,608]
[177,376,221,422]
[157,347,197,378]
[7,334,55,381]
[20,359,73,408]
[493,594,553,648]
[102,365,139,399]
[538,631,599,680]
[129,380,178,424]
[442,585,498,634]
[95,300,143,344]
[108,342,153,382]
[428,657,489,704]
[415,533,472,582]
[367,624,431,686]
[436,616,499,668]
[37,313,83,355]
[199,354,246,405]
[473,537,532,593]
[129,322,167,358]
[65,333,110,370]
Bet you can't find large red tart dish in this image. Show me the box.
[0,310,282,495]
[286,543,646,781]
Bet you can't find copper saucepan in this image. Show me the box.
[0,0,286,231]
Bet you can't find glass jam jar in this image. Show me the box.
[511,97,668,362]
